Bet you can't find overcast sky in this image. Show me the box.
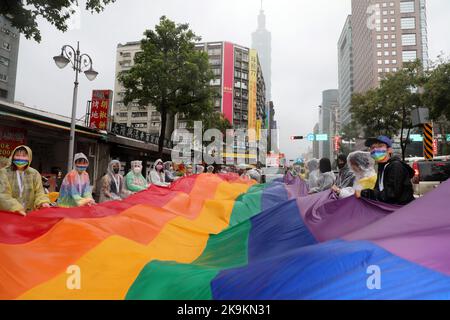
[15,0,450,160]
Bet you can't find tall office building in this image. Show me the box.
[113,41,267,135]
[113,41,161,135]
[338,15,354,127]
[0,15,20,103]
[252,2,272,102]
[351,0,428,94]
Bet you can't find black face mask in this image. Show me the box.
[113,168,120,174]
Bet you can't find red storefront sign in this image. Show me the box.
[89,90,113,130]
[433,139,438,156]
[334,136,341,152]
[222,42,235,124]
[0,126,27,158]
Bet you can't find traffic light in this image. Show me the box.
[290,136,304,140]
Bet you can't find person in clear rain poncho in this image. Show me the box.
[332,151,377,199]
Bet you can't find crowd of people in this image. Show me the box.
[0,136,415,216]
[304,135,415,205]
[0,145,264,216]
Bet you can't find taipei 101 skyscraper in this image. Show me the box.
[252,0,272,102]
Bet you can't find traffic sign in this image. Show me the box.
[307,134,315,142]
[315,134,328,141]
[290,136,304,140]
[410,134,423,142]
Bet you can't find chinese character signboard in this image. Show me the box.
[248,49,258,142]
[0,126,27,159]
[433,139,438,156]
[90,90,113,130]
[334,136,341,152]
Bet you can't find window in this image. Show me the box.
[383,18,388,24]
[392,67,398,72]
[384,51,390,56]
[400,1,415,13]
[208,48,221,56]
[390,2,395,7]
[392,42,397,48]
[402,34,417,46]
[377,43,382,48]
[120,52,131,58]
[377,52,382,57]
[390,10,395,15]
[0,73,7,82]
[0,89,8,98]
[2,42,11,51]
[401,17,416,30]
[378,68,383,73]
[391,34,396,39]
[391,26,396,31]
[402,50,417,62]
[131,112,148,118]
[384,43,389,48]
[378,60,383,65]
[212,68,221,76]
[131,123,148,129]
[0,55,9,66]
[384,35,389,40]
[385,68,390,72]
[392,51,397,56]
[210,78,221,86]
[377,35,382,40]
[392,59,397,64]
[384,26,388,31]
[209,59,221,66]
[385,59,390,64]
[117,112,128,118]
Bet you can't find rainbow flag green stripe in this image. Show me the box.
[125,184,269,299]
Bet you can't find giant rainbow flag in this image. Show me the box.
[0,173,449,300]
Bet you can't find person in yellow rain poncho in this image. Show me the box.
[0,145,50,215]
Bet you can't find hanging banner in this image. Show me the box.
[90,90,113,130]
[0,126,27,159]
[222,42,234,124]
[248,49,258,142]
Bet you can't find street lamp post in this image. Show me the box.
[53,42,98,173]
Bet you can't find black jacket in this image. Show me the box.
[361,157,415,205]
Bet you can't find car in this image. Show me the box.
[263,167,285,183]
[411,157,450,196]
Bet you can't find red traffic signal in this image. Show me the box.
[290,136,304,140]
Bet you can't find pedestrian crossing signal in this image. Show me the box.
[290,136,304,140]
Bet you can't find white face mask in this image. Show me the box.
[133,167,141,174]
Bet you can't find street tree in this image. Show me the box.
[119,16,215,158]
[0,0,116,42]
[351,60,424,160]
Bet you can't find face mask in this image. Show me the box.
[133,167,141,174]
[371,148,388,162]
[13,159,29,169]
[76,165,88,172]
[113,168,120,174]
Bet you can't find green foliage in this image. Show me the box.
[0,0,116,42]
[423,62,450,121]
